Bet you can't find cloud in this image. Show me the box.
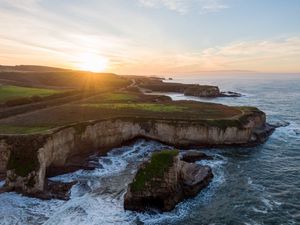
[0,1,298,74]
[138,0,228,14]
[117,37,300,74]
[167,37,300,73]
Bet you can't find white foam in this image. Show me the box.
[251,206,268,214]
[0,192,63,225]
[244,219,263,225]
[0,140,227,225]
[0,180,4,188]
[272,120,300,140]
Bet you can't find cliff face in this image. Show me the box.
[140,83,221,97]
[184,86,220,97]
[0,140,10,175]
[124,151,213,211]
[1,111,271,194]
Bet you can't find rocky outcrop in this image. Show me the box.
[136,77,241,98]
[0,108,272,196]
[219,91,242,97]
[181,150,213,163]
[184,85,220,97]
[27,180,77,200]
[0,140,10,175]
[124,150,213,211]
[141,83,221,97]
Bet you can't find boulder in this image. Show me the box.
[270,120,290,128]
[181,150,213,163]
[124,150,213,212]
[27,180,76,200]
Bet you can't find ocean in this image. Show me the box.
[0,74,299,225]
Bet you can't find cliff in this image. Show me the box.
[184,85,220,97]
[124,150,213,211]
[0,108,273,195]
[133,76,240,97]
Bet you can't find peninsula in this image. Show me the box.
[0,66,274,200]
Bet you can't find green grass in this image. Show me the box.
[0,85,62,103]
[0,125,52,134]
[235,106,260,113]
[102,93,138,101]
[131,150,179,192]
[80,103,188,112]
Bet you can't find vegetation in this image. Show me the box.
[0,85,61,103]
[0,91,249,132]
[101,93,138,101]
[0,71,130,90]
[80,103,188,112]
[131,150,179,192]
[0,125,51,134]
[236,106,261,113]
[7,142,40,177]
[205,119,242,129]
[0,69,261,135]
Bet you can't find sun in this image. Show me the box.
[77,53,109,72]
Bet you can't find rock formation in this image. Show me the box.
[0,108,273,196]
[181,150,213,163]
[183,85,220,97]
[124,150,213,211]
[135,76,241,98]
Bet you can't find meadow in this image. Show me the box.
[0,85,61,103]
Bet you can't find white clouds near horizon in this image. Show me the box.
[138,0,228,14]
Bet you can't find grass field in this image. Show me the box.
[101,93,138,101]
[0,85,62,103]
[0,125,52,134]
[80,103,188,112]
[131,150,179,192]
[0,90,260,134]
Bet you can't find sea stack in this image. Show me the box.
[124,150,213,212]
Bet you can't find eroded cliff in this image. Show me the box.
[0,108,273,195]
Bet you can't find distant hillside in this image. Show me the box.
[0,65,129,90]
[0,65,70,72]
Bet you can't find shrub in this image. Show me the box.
[131,150,178,192]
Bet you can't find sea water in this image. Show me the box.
[0,74,299,225]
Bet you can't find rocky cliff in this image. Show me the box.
[0,109,273,195]
[124,150,213,211]
[184,85,220,97]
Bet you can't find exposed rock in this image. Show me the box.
[184,85,220,97]
[180,162,213,197]
[270,120,290,128]
[124,150,213,212]
[0,140,10,174]
[0,108,271,196]
[220,91,242,97]
[46,153,100,177]
[251,124,276,144]
[137,77,240,98]
[26,180,76,200]
[181,150,213,163]
[140,82,221,97]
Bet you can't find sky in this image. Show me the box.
[0,0,299,75]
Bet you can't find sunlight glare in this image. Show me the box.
[77,53,108,72]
